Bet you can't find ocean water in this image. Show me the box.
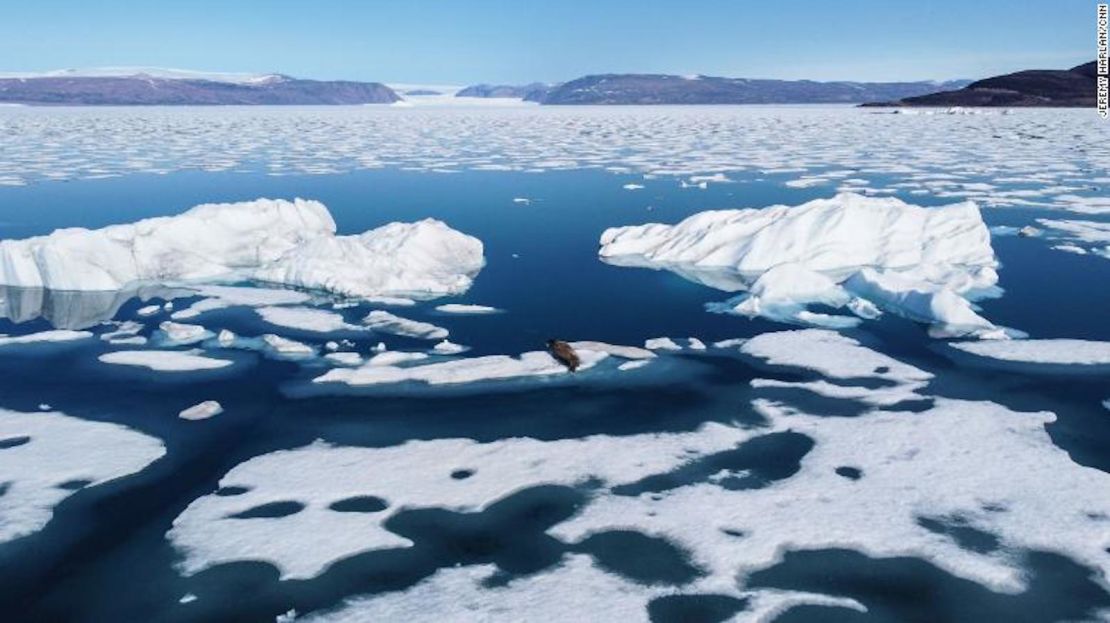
[0,105,1108,623]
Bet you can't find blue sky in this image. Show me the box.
[0,0,1096,83]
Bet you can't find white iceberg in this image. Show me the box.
[0,198,485,299]
[600,193,1002,336]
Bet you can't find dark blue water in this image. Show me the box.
[0,169,1108,622]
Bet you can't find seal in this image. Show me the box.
[546,339,580,372]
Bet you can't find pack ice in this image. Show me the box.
[599,193,1002,337]
[0,198,485,299]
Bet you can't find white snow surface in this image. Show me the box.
[0,409,164,543]
[600,193,1001,336]
[950,339,1110,365]
[0,329,92,345]
[0,199,485,300]
[433,303,500,314]
[179,401,224,421]
[255,306,360,333]
[98,350,233,371]
[363,310,448,339]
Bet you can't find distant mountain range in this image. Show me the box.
[456,75,971,104]
[455,83,552,101]
[2,64,1093,107]
[863,62,1097,107]
[0,69,399,105]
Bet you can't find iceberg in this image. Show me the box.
[599,193,1002,336]
[0,198,485,299]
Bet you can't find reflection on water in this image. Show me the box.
[0,285,186,329]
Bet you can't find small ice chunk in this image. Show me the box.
[433,304,500,314]
[179,401,224,421]
[644,337,681,351]
[136,305,162,317]
[262,334,315,356]
[363,310,448,340]
[617,360,651,371]
[432,340,468,355]
[217,329,236,346]
[324,352,364,367]
[622,183,644,190]
[158,321,211,345]
[687,338,706,350]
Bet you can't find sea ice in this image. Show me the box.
[256,306,360,333]
[179,401,224,421]
[363,311,448,340]
[98,350,233,371]
[950,339,1110,366]
[433,303,500,314]
[0,409,164,543]
[169,421,750,579]
[0,329,92,346]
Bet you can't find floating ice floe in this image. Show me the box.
[600,193,1005,337]
[0,329,92,346]
[256,306,361,333]
[0,198,485,300]
[98,350,234,372]
[431,339,468,355]
[168,420,751,579]
[363,310,448,340]
[1036,219,1110,259]
[171,284,312,320]
[644,337,682,351]
[323,352,364,367]
[741,329,933,406]
[553,396,1110,596]
[156,321,211,346]
[0,409,164,543]
[312,341,653,388]
[950,339,1110,367]
[433,304,501,315]
[179,401,224,421]
[262,334,315,357]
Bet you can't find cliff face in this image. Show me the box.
[866,62,1097,107]
[0,75,400,105]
